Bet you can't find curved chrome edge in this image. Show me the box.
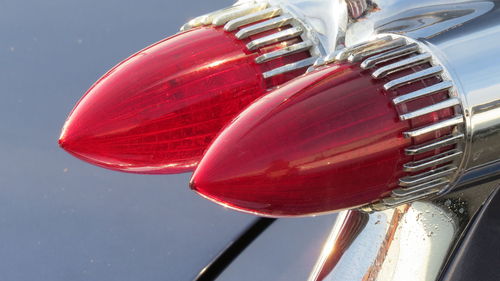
[308,181,500,281]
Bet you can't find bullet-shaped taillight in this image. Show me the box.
[191,36,465,216]
[59,3,318,174]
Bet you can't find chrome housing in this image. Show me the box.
[302,0,500,280]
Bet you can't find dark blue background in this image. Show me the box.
[0,1,262,280]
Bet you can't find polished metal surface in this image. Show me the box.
[180,2,268,31]
[224,6,282,31]
[372,53,432,78]
[235,14,293,39]
[423,4,500,177]
[405,134,464,155]
[213,3,269,25]
[392,81,453,104]
[246,26,303,50]
[309,182,499,281]
[267,0,347,55]
[348,37,406,63]
[255,40,313,63]
[392,178,449,197]
[263,56,318,78]
[384,65,444,91]
[403,150,463,172]
[404,116,464,138]
[399,98,460,121]
[399,166,458,186]
[361,43,420,69]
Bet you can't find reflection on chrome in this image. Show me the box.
[309,182,499,281]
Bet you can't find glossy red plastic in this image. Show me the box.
[191,64,415,216]
[59,26,308,174]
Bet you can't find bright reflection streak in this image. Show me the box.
[307,203,456,281]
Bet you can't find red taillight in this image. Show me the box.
[191,54,458,216]
[59,24,312,174]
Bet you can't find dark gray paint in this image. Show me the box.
[217,215,337,281]
[0,0,262,280]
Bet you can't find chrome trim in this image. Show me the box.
[235,15,293,39]
[263,57,317,78]
[255,41,313,63]
[335,35,393,62]
[316,35,393,67]
[392,178,449,197]
[404,116,464,138]
[392,81,453,104]
[224,6,282,31]
[361,43,419,69]
[180,2,265,31]
[383,188,441,207]
[213,3,269,26]
[348,37,406,63]
[399,165,458,187]
[246,26,303,50]
[384,65,443,91]
[399,98,460,121]
[371,53,432,79]
[405,134,464,155]
[403,149,463,172]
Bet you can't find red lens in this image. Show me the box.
[59,26,309,174]
[191,57,456,216]
[191,64,413,216]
